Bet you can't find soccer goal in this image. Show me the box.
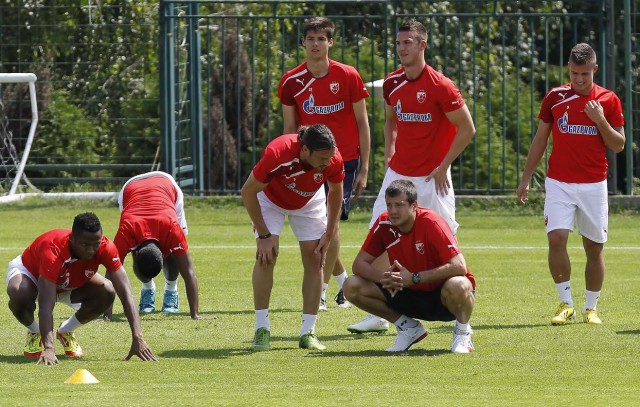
[0,73,38,198]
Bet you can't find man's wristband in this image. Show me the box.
[258,233,271,239]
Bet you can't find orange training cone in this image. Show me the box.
[64,369,100,384]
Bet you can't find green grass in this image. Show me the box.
[0,198,639,406]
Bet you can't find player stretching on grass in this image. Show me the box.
[241,124,344,351]
[6,212,156,365]
[517,43,625,325]
[112,171,202,319]
[348,18,476,334]
[279,16,371,311]
[344,180,476,353]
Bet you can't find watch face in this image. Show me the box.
[412,273,420,284]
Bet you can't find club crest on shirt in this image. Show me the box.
[85,269,96,278]
[330,82,339,94]
[415,241,425,254]
[314,173,324,183]
[416,90,426,103]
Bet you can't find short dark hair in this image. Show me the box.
[385,180,417,204]
[72,212,102,235]
[302,17,335,40]
[298,124,336,153]
[398,18,428,42]
[569,43,596,65]
[133,240,163,280]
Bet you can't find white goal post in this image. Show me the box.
[0,72,38,196]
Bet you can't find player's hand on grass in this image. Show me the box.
[191,313,217,320]
[126,338,158,362]
[36,348,58,366]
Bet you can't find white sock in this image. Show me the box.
[334,271,348,290]
[165,278,178,292]
[255,309,270,331]
[455,321,471,333]
[584,290,601,312]
[27,321,39,333]
[142,279,156,291]
[393,315,418,331]
[300,313,317,336]
[555,281,573,306]
[321,283,329,301]
[58,315,83,333]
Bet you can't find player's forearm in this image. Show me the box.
[111,274,144,338]
[599,125,625,153]
[414,255,467,284]
[439,122,476,171]
[182,271,200,318]
[241,193,269,236]
[325,185,343,238]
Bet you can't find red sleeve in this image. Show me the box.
[538,90,554,123]
[99,239,123,273]
[326,152,345,184]
[278,73,296,106]
[437,76,465,113]
[252,143,279,184]
[113,227,131,262]
[605,93,624,128]
[348,67,370,103]
[361,217,387,258]
[39,250,65,284]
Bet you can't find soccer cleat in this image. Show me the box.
[23,332,44,359]
[299,331,326,350]
[451,328,475,354]
[583,308,602,324]
[347,314,390,333]
[161,290,179,313]
[318,296,328,312]
[56,330,83,357]
[551,302,575,325]
[335,290,352,308]
[139,288,156,313]
[251,327,270,351]
[386,321,428,352]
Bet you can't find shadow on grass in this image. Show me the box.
[304,349,450,357]
[617,329,640,335]
[0,355,36,364]
[159,347,450,359]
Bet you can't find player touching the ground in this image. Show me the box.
[112,171,203,319]
[348,18,476,333]
[6,212,156,365]
[517,43,625,325]
[279,16,371,311]
[344,180,476,353]
[241,124,344,351]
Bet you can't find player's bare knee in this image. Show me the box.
[442,277,473,302]
[342,276,364,301]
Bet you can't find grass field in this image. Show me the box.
[0,198,639,406]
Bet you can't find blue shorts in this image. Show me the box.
[325,158,359,221]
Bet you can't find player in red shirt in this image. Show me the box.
[6,212,156,365]
[517,43,625,325]
[350,18,476,333]
[343,180,476,353]
[279,16,371,311]
[113,171,201,319]
[241,124,344,351]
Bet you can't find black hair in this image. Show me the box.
[385,180,418,204]
[298,124,336,153]
[302,16,335,40]
[133,240,163,280]
[72,212,102,235]
[398,18,428,42]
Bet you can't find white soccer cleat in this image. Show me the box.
[347,314,390,333]
[451,328,475,354]
[386,321,428,352]
[318,297,328,312]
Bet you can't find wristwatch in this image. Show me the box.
[412,272,421,285]
[258,232,271,239]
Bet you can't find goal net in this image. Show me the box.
[0,73,39,198]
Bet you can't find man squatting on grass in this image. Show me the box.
[241,124,344,351]
[6,212,157,365]
[344,180,476,353]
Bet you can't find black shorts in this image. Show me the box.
[325,158,360,221]
[376,283,456,322]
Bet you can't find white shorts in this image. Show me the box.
[256,189,327,241]
[544,177,608,243]
[6,255,82,311]
[369,167,458,234]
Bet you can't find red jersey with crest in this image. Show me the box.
[21,229,122,293]
[278,59,369,161]
[114,171,189,261]
[252,133,345,210]
[363,207,475,291]
[538,83,624,183]
[383,64,465,176]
